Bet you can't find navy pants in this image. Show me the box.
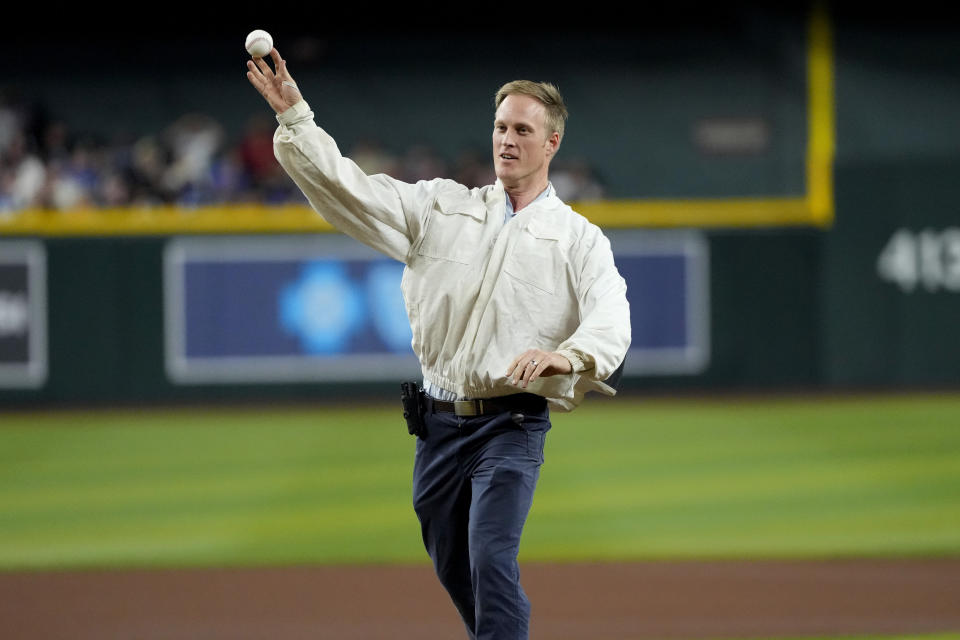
[412,399,549,640]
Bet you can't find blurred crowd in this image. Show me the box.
[0,93,606,215]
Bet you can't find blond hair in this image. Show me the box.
[494,80,568,142]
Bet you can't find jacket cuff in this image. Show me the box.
[556,348,591,374]
[276,99,312,127]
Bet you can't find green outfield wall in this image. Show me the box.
[0,229,822,406]
[823,159,960,386]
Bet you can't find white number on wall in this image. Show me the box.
[877,228,960,293]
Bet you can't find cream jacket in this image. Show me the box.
[274,100,631,411]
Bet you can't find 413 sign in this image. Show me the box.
[877,228,960,293]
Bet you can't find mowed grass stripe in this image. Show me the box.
[0,470,414,530]
[0,499,419,568]
[0,457,412,515]
[1,393,958,570]
[525,501,960,560]
[0,406,406,466]
[0,508,420,568]
[0,406,412,510]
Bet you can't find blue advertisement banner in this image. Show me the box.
[608,230,710,375]
[164,231,708,384]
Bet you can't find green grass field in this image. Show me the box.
[1,392,958,571]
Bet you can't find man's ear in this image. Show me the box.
[545,131,561,158]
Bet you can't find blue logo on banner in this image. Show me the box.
[279,262,364,354]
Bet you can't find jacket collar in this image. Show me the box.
[494,179,559,213]
[494,181,563,240]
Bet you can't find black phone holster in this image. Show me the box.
[400,381,427,439]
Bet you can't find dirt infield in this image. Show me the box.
[2,559,958,639]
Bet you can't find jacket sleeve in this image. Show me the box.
[556,226,631,383]
[273,100,434,263]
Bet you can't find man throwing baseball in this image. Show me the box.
[247,47,631,640]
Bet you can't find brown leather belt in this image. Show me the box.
[426,393,546,417]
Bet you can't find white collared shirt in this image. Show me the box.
[504,185,551,221]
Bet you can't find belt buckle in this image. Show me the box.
[454,399,482,417]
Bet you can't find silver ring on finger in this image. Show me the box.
[529,360,538,367]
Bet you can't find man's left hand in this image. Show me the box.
[506,350,573,389]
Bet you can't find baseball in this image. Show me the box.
[245,29,273,58]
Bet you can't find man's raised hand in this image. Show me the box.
[246,47,302,115]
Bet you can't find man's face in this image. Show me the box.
[492,94,558,188]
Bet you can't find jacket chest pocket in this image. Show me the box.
[504,224,562,295]
[416,195,489,265]
[503,221,573,345]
